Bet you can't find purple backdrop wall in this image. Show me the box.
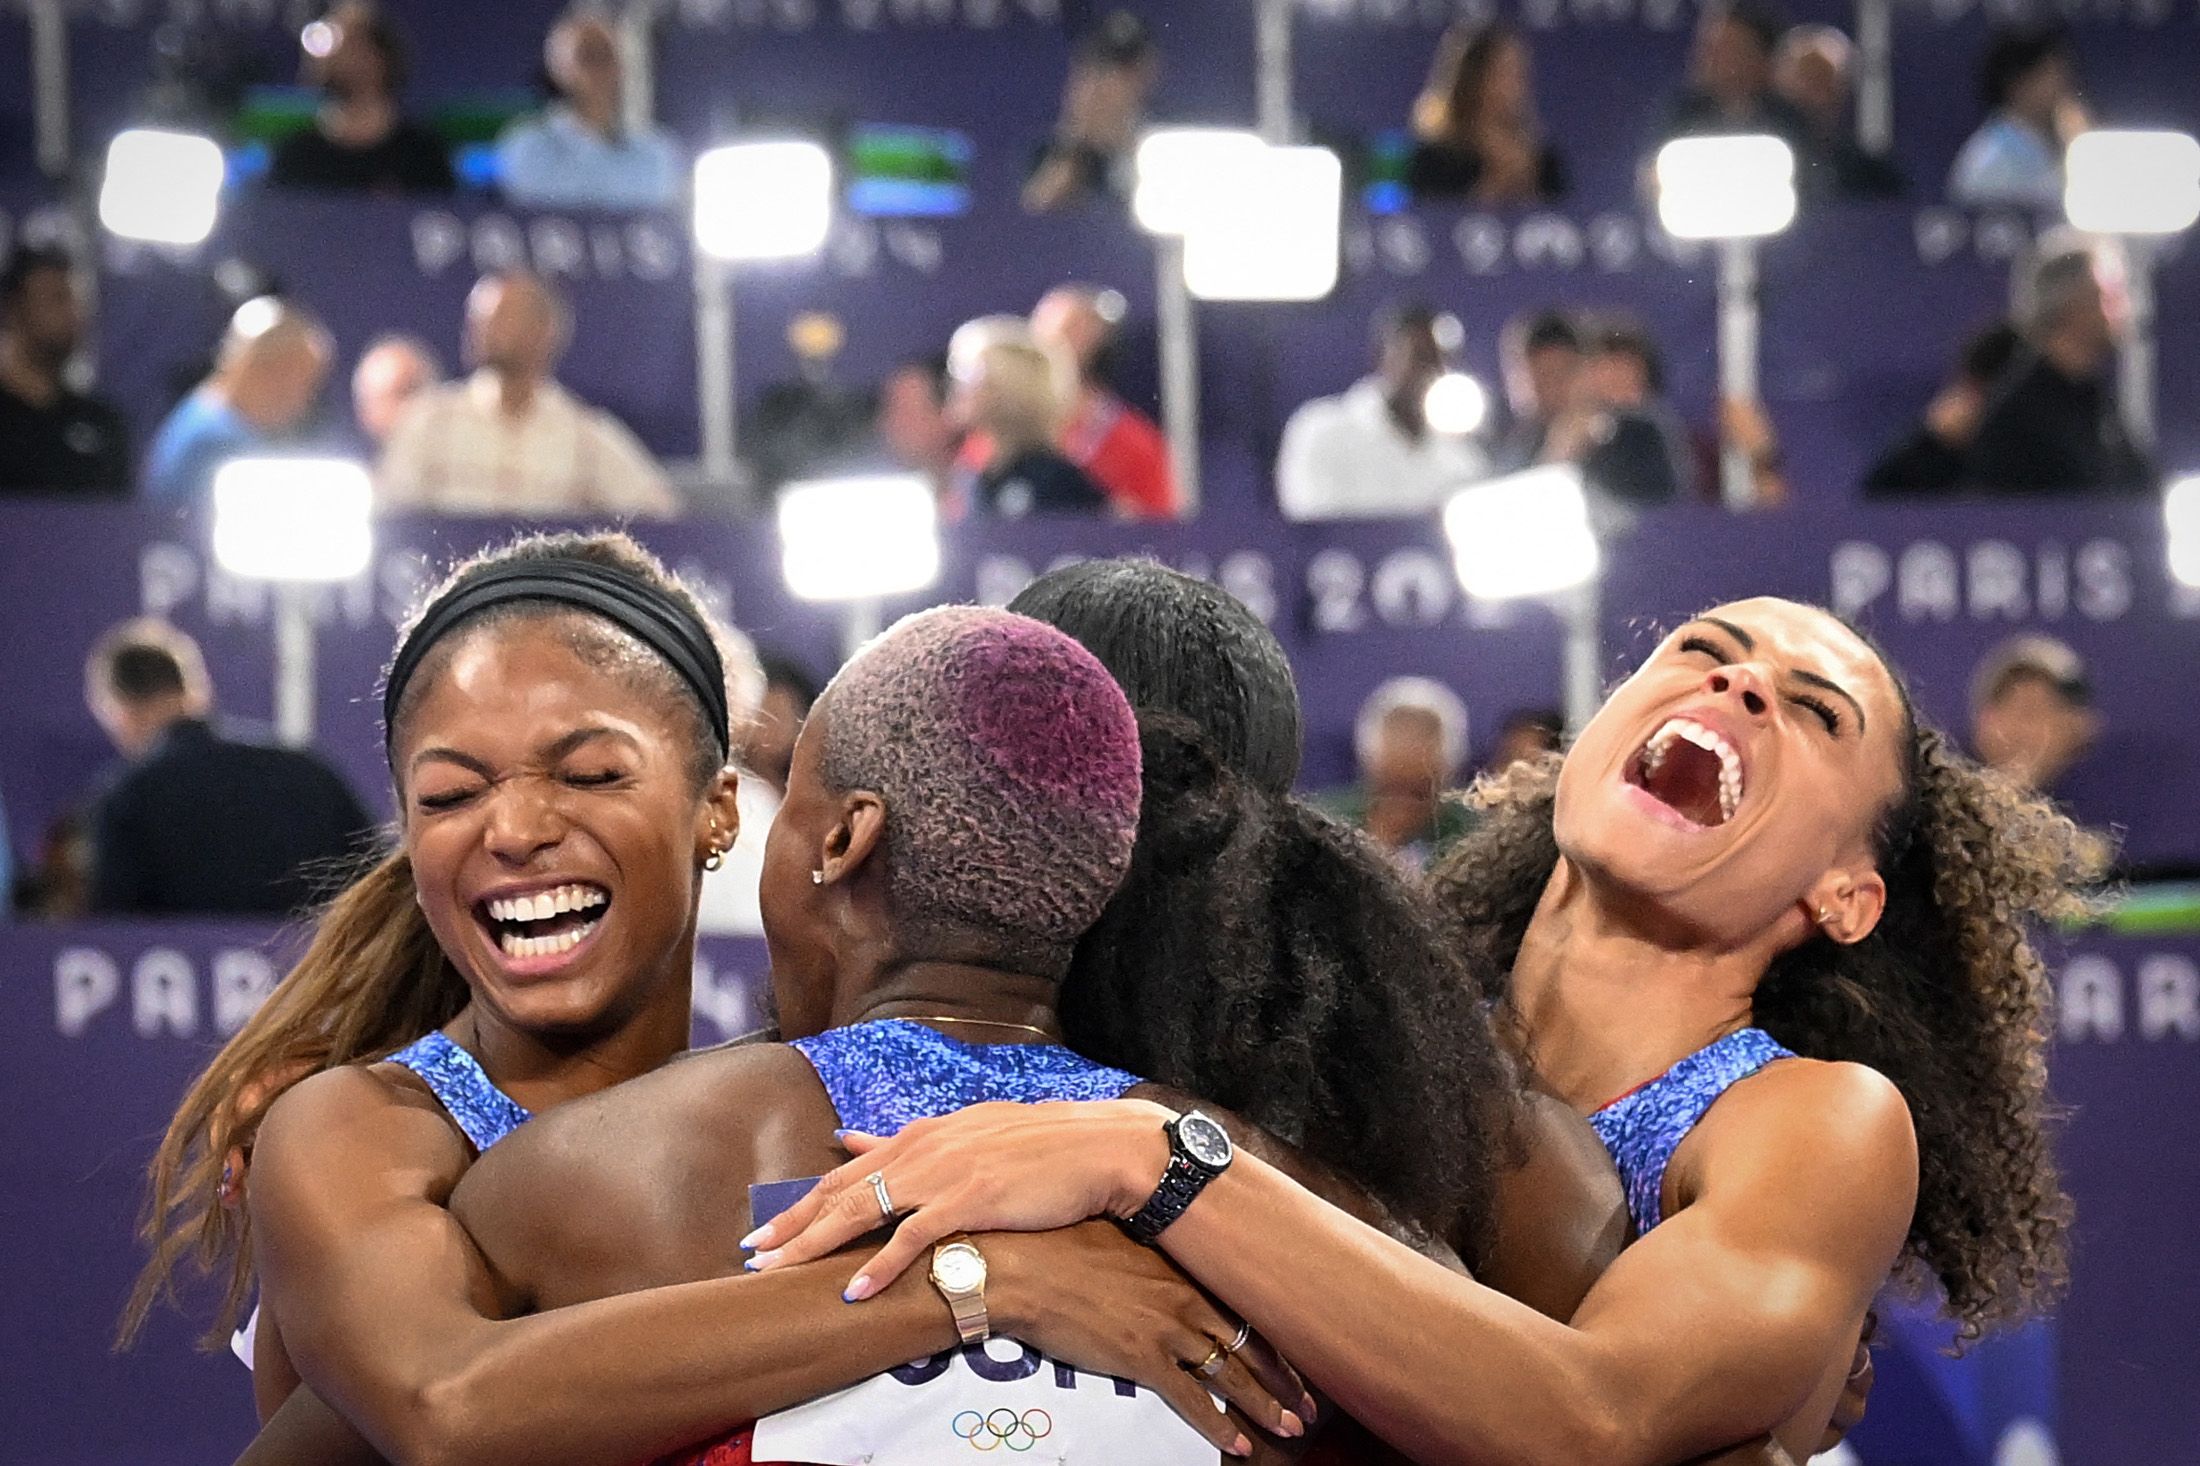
[4,497,2196,881]
[2,920,2192,1464]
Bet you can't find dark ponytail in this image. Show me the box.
[1059,716,1519,1259]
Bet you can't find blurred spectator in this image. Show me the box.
[268,3,454,195]
[1484,707,1564,778]
[877,354,959,498]
[1539,314,1695,505]
[1321,677,1474,871]
[1030,284,1177,518]
[1277,304,1489,521]
[1863,322,2022,497]
[743,653,819,796]
[1949,26,2085,211]
[378,270,678,517]
[1024,11,1159,214]
[946,318,1105,517]
[1495,307,1582,469]
[0,245,131,498]
[749,313,876,497]
[82,619,374,916]
[1964,242,2152,496]
[351,333,440,450]
[144,297,333,504]
[1773,24,1905,199]
[697,634,798,939]
[497,11,680,212]
[1407,22,1567,205]
[1657,0,1813,160]
[16,811,91,920]
[1969,635,2098,796]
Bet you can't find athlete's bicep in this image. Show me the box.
[245,1068,501,1433]
[1563,1062,1918,1458]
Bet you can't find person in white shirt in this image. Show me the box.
[1276,303,1490,520]
[377,270,679,518]
[496,12,681,213]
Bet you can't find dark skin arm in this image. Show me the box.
[239,1047,1300,1466]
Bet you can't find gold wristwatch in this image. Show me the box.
[929,1239,990,1344]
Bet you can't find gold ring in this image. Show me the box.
[868,1171,895,1220]
[1193,1341,1228,1379]
[1221,1322,1251,1356]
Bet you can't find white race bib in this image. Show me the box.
[752,1336,1220,1466]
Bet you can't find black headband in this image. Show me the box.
[383,556,731,763]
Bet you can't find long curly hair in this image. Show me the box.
[1430,667,2103,1340]
[119,531,731,1351]
[1015,560,1520,1259]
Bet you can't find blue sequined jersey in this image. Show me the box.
[790,1019,1140,1136]
[387,1030,532,1152]
[1589,1026,1795,1236]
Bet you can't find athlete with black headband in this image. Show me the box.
[128,535,1305,1465]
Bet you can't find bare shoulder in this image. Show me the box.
[451,1042,835,1308]
[1707,1058,1916,1171]
[253,1061,473,1202]
[1682,1057,1919,1250]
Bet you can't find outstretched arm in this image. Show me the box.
[753,1062,1916,1466]
[246,1061,1293,1466]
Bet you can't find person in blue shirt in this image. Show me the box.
[496,13,681,213]
[1948,25,2087,211]
[143,297,334,505]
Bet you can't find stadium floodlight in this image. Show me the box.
[693,141,834,261]
[1653,134,1796,507]
[211,456,373,747]
[210,457,373,583]
[1653,135,1798,240]
[98,129,224,247]
[1182,144,1342,302]
[1444,464,1603,734]
[1424,372,1489,437]
[779,473,940,604]
[2065,130,2200,236]
[1444,465,1599,602]
[1132,128,1266,236]
[2168,475,2200,590]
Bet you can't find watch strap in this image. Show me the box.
[1124,1116,1228,1244]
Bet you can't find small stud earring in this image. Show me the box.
[1815,906,1832,926]
[811,870,824,886]
[703,847,726,872]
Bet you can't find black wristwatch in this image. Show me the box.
[1124,1110,1234,1244]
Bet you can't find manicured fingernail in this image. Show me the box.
[745,1249,781,1272]
[739,1225,771,1250]
[1229,1434,1252,1457]
[833,1128,854,1141]
[1278,1410,1304,1438]
[1299,1393,1319,1424]
[843,1273,874,1302]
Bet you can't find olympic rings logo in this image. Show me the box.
[949,1407,1055,1452]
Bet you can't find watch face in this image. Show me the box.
[1179,1112,1232,1169]
[933,1245,986,1293]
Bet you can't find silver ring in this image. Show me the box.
[1222,1322,1251,1356]
[868,1170,895,1220]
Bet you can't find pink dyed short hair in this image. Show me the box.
[820,606,1142,965]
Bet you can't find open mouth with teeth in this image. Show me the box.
[477,883,611,962]
[1624,717,1745,828]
